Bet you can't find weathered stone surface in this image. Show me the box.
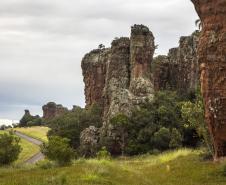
[81,25,155,154]
[80,126,100,157]
[192,0,226,160]
[153,31,199,93]
[82,25,155,125]
[81,49,110,108]
[103,37,131,121]
[42,102,68,120]
[130,25,155,96]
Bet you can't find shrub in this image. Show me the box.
[181,89,213,156]
[36,160,55,169]
[96,147,111,160]
[110,114,129,156]
[153,127,171,151]
[41,136,74,166]
[169,128,182,149]
[0,132,22,165]
[47,104,102,149]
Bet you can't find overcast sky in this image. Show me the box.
[0,0,198,120]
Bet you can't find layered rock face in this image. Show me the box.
[129,25,155,96]
[81,49,110,108]
[153,31,199,93]
[80,126,100,157]
[82,25,155,124]
[81,25,155,154]
[192,0,226,160]
[42,102,68,120]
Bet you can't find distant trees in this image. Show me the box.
[41,136,74,166]
[47,104,102,149]
[19,113,42,127]
[0,132,22,165]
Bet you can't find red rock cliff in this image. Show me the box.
[192,0,226,160]
[42,102,68,120]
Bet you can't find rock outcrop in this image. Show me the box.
[82,25,155,124]
[192,0,226,160]
[80,126,100,157]
[81,49,110,108]
[81,25,155,154]
[42,102,68,120]
[153,31,200,93]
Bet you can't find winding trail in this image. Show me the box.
[15,131,45,164]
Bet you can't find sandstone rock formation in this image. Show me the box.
[192,0,226,160]
[153,31,200,93]
[42,102,68,120]
[81,49,110,108]
[82,25,155,124]
[80,126,100,157]
[81,25,155,154]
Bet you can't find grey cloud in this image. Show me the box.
[0,0,198,119]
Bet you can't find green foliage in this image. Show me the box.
[36,160,55,170]
[41,136,74,166]
[110,114,129,156]
[169,128,182,149]
[47,104,102,149]
[19,114,42,127]
[0,132,22,165]
[1,149,226,185]
[125,91,185,155]
[153,127,171,151]
[96,147,111,160]
[222,164,226,177]
[181,90,213,156]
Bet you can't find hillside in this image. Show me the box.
[13,126,49,142]
[0,149,225,185]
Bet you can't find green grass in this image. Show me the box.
[0,130,40,164]
[15,138,40,164]
[13,126,50,142]
[0,149,226,185]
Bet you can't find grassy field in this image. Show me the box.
[13,126,49,142]
[0,130,40,164]
[0,149,225,185]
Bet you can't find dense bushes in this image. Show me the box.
[110,91,202,155]
[0,132,21,165]
[41,136,75,166]
[19,114,42,127]
[47,104,102,149]
[181,89,213,156]
[46,90,205,157]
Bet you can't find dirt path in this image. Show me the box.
[15,131,45,164]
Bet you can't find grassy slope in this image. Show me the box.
[0,130,40,164]
[13,126,49,142]
[0,149,226,185]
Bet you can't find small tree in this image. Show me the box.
[41,136,74,166]
[0,132,21,165]
[96,147,111,160]
[153,127,171,151]
[98,44,105,50]
[169,128,182,149]
[110,114,129,156]
[181,90,213,156]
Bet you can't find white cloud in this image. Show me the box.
[0,0,198,119]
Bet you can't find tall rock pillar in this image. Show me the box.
[129,25,155,96]
[192,0,226,160]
